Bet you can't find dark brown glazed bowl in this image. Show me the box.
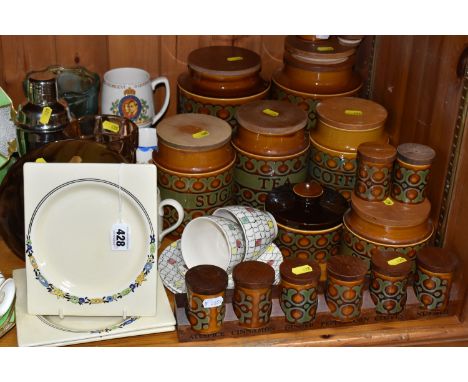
[0,139,127,260]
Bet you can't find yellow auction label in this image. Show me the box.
[317,46,334,52]
[292,265,313,275]
[383,197,394,206]
[227,56,243,62]
[192,130,210,139]
[39,107,53,125]
[344,109,363,116]
[35,158,47,163]
[387,257,408,266]
[262,108,279,117]
[102,121,120,133]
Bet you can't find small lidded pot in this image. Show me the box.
[153,114,235,239]
[265,181,348,280]
[355,142,397,202]
[233,100,309,209]
[177,46,270,129]
[414,247,457,312]
[370,251,411,315]
[185,265,228,334]
[310,96,388,200]
[391,143,436,204]
[279,258,321,324]
[325,255,367,322]
[232,261,275,329]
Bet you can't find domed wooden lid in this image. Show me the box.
[236,100,307,135]
[188,46,261,77]
[371,251,412,277]
[397,143,436,165]
[417,247,458,273]
[233,261,275,289]
[185,264,228,295]
[157,114,232,152]
[358,142,397,164]
[280,258,321,285]
[327,255,368,281]
[316,97,388,130]
[285,36,356,63]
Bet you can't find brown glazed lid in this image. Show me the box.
[285,36,356,61]
[185,265,228,295]
[417,247,458,274]
[265,181,348,231]
[280,258,321,285]
[397,143,436,165]
[236,100,308,136]
[233,261,275,289]
[316,97,388,130]
[371,251,412,277]
[157,114,232,152]
[188,46,261,77]
[357,142,397,164]
[327,255,368,281]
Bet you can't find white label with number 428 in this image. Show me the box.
[111,223,130,251]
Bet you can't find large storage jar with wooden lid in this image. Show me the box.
[232,100,309,209]
[309,96,388,200]
[153,114,235,239]
[342,192,434,271]
[271,36,363,131]
[177,46,270,129]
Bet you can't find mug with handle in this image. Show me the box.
[102,67,170,128]
[157,188,184,245]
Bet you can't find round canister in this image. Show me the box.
[153,114,235,239]
[271,36,363,131]
[265,181,348,281]
[185,265,228,334]
[177,46,270,129]
[355,142,397,201]
[414,247,457,312]
[309,97,389,200]
[325,255,368,322]
[370,251,412,315]
[342,192,434,272]
[233,100,309,209]
[232,261,275,329]
[391,143,436,204]
[279,258,321,324]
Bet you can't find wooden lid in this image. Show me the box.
[397,143,436,165]
[236,100,308,135]
[233,261,275,289]
[417,247,458,273]
[371,251,412,277]
[358,142,397,164]
[185,264,228,295]
[327,255,368,281]
[316,97,388,130]
[188,46,261,77]
[157,114,232,152]
[280,258,321,285]
[285,36,356,62]
[350,192,431,229]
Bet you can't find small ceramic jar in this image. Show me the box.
[153,114,235,239]
[232,261,275,329]
[271,36,363,131]
[177,46,270,129]
[185,265,228,334]
[342,193,433,271]
[414,247,457,312]
[391,143,436,204]
[325,255,368,322]
[355,142,397,201]
[279,258,321,324]
[370,251,411,314]
[265,181,348,280]
[309,97,389,200]
[233,100,309,209]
